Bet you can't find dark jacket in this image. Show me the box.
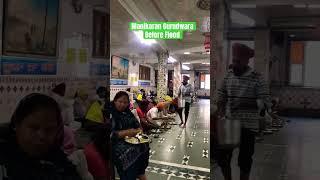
[0,125,81,180]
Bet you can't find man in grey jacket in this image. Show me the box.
[177,75,193,128]
[213,43,272,180]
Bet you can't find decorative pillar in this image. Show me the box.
[210,0,229,175]
[156,50,169,100]
[173,62,182,97]
[254,29,271,82]
[189,71,195,87]
[211,0,229,92]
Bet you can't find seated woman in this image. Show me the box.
[0,93,81,179]
[136,100,158,133]
[84,126,113,180]
[111,91,149,180]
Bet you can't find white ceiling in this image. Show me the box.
[110,0,210,66]
[228,1,320,40]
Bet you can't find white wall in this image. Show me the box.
[58,0,108,77]
[0,0,108,122]
[304,41,320,87]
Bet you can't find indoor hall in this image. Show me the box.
[212,0,320,180]
[110,0,210,179]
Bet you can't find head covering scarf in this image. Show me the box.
[10,93,64,151]
[232,43,255,60]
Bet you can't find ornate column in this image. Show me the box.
[173,62,182,97]
[156,50,169,100]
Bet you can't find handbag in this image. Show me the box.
[216,116,241,148]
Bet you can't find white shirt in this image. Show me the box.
[131,109,140,123]
[146,107,158,120]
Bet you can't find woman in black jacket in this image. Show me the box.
[0,93,81,180]
[111,91,149,180]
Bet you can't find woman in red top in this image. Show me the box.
[84,126,113,180]
[136,100,156,133]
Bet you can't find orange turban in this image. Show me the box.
[157,102,168,110]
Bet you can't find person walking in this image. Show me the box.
[177,75,193,128]
[213,43,272,180]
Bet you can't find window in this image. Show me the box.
[200,73,210,89]
[289,41,320,88]
[139,65,151,80]
[92,10,109,57]
[289,41,304,85]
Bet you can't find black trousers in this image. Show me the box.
[177,102,191,122]
[213,128,256,174]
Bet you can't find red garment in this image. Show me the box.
[136,107,146,119]
[136,107,152,132]
[232,43,254,60]
[84,143,112,180]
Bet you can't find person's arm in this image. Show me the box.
[178,85,182,97]
[256,73,272,113]
[214,77,227,117]
[115,128,142,138]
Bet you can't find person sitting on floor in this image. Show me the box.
[146,101,172,129]
[84,87,106,131]
[136,99,158,133]
[74,89,91,124]
[84,126,114,180]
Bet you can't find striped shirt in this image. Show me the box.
[215,67,272,130]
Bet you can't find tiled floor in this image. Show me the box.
[76,99,211,179]
[213,117,320,180]
[144,99,211,179]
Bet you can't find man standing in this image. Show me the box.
[177,75,193,128]
[213,43,272,180]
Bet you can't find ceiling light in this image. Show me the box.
[184,52,191,54]
[168,56,177,63]
[183,63,190,64]
[202,63,210,65]
[182,64,190,70]
[133,31,156,45]
[231,10,255,26]
[289,34,296,37]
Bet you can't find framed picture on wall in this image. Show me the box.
[2,0,59,56]
[111,55,129,85]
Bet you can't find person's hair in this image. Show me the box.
[52,83,66,97]
[152,101,157,106]
[10,93,64,146]
[139,99,149,111]
[96,86,106,95]
[92,125,111,160]
[112,91,130,111]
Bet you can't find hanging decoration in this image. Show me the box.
[204,33,210,53]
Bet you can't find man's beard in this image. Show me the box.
[182,82,187,85]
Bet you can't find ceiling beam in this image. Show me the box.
[229,0,320,5]
[117,0,168,50]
